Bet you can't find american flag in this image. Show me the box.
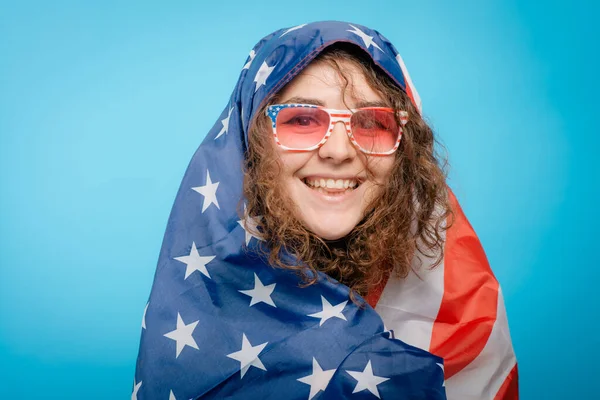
[133,21,517,399]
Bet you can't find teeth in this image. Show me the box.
[304,177,359,189]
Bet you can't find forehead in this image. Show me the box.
[276,59,384,106]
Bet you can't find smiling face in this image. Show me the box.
[271,60,397,240]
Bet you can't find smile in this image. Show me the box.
[302,177,362,196]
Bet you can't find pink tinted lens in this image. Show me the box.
[351,109,400,153]
[275,107,330,149]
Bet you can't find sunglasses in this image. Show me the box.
[265,103,408,155]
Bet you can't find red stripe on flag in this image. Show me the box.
[403,80,417,112]
[494,364,519,400]
[429,188,499,379]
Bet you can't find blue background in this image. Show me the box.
[1,0,597,398]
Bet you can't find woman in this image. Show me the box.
[133,21,518,399]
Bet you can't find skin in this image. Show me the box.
[273,60,396,240]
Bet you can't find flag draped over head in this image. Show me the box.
[133,21,443,400]
[134,21,517,400]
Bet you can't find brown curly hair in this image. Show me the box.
[241,43,454,304]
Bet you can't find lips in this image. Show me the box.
[304,177,358,189]
[301,176,363,197]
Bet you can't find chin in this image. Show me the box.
[307,223,355,241]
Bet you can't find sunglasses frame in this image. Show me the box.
[265,103,409,155]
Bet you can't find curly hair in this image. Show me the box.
[241,43,454,304]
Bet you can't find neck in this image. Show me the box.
[323,236,350,252]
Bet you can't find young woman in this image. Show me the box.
[133,21,518,400]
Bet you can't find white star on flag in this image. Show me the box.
[346,360,390,399]
[437,362,445,386]
[308,296,348,326]
[174,241,216,279]
[239,273,276,307]
[237,213,263,245]
[254,61,275,92]
[226,333,269,378]
[169,390,176,400]
[141,302,148,329]
[297,357,336,400]
[347,24,382,51]
[215,106,234,140]
[280,23,307,37]
[163,312,200,358]
[243,49,256,70]
[192,170,220,213]
[131,379,142,400]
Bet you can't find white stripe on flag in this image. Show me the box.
[375,247,445,351]
[395,54,422,114]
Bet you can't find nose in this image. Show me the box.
[318,120,357,162]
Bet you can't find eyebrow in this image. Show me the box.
[279,96,390,108]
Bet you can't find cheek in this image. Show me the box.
[367,156,396,183]
[278,151,313,178]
